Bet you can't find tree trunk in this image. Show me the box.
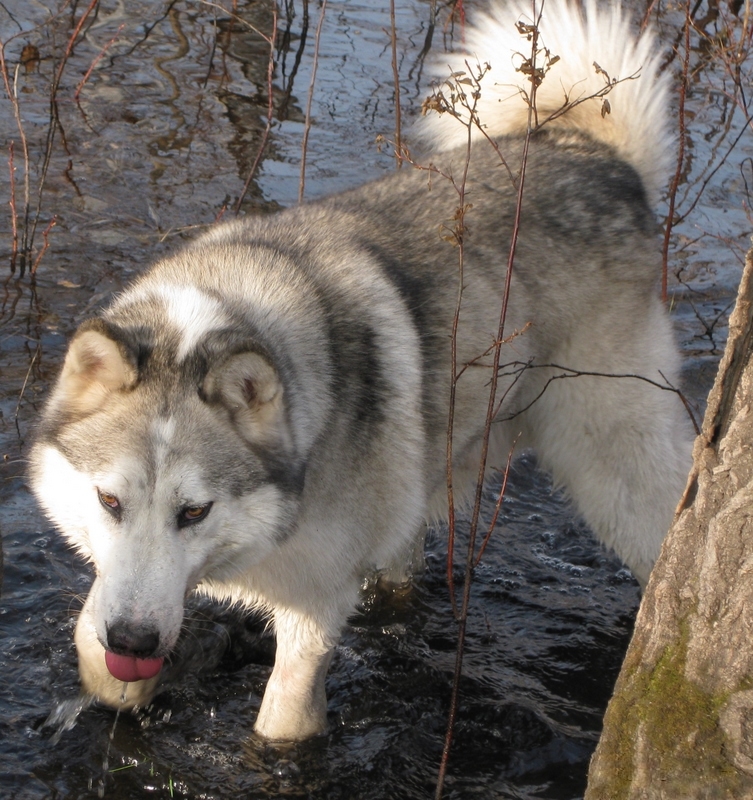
[586,245,753,799]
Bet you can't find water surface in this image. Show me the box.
[0,1,750,797]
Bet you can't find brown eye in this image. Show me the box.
[178,502,212,528]
[97,489,121,519]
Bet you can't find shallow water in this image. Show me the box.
[0,1,750,798]
[2,454,639,799]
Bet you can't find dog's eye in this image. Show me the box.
[97,489,121,518]
[178,502,213,528]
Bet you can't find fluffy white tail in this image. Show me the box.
[418,0,672,203]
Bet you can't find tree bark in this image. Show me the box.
[586,244,753,799]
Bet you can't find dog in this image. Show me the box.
[30,0,692,742]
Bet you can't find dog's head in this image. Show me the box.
[30,311,303,679]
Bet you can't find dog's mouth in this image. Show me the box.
[105,651,164,683]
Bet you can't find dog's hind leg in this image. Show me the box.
[522,311,692,587]
[376,523,429,588]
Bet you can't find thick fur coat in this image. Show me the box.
[31,0,691,741]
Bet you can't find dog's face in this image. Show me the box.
[30,319,301,673]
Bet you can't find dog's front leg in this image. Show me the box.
[254,608,336,741]
[74,583,160,710]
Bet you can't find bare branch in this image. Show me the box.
[299,0,327,203]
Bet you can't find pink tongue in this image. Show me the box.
[105,651,164,682]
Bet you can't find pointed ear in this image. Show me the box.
[203,351,291,451]
[53,321,138,416]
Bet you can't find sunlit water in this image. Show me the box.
[0,0,750,797]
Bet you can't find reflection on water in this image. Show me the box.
[0,0,750,798]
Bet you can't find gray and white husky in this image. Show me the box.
[31,0,691,741]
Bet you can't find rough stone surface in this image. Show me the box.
[586,245,753,799]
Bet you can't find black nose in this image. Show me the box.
[106,619,160,658]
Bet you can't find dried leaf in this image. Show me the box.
[452,203,474,220]
[20,43,40,73]
[421,95,447,116]
[593,61,610,81]
[516,21,537,37]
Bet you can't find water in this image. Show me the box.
[1,456,640,799]
[0,0,750,797]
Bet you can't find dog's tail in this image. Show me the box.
[418,0,671,203]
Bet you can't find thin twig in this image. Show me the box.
[661,0,691,302]
[436,3,543,795]
[25,0,99,277]
[474,435,520,568]
[13,344,39,425]
[674,113,753,227]
[474,434,520,568]
[299,0,327,203]
[492,360,702,435]
[74,23,125,102]
[31,215,57,277]
[443,67,490,620]
[640,0,661,33]
[389,0,402,168]
[0,2,75,275]
[2,61,31,275]
[8,141,17,273]
[235,5,278,212]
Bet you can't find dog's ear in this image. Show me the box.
[53,320,138,416]
[203,351,291,452]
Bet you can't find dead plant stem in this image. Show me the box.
[74,23,125,102]
[661,0,691,303]
[495,360,701,435]
[475,435,520,568]
[235,5,278,212]
[390,0,403,168]
[436,4,542,796]
[16,0,98,277]
[31,215,57,276]
[299,0,327,203]
[8,141,17,273]
[444,115,475,622]
[2,60,31,275]
[440,60,498,620]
